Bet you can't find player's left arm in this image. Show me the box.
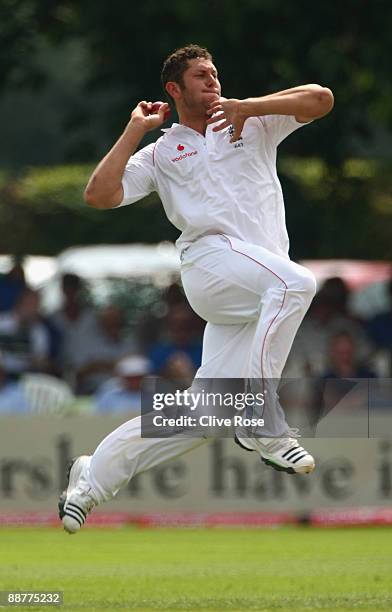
[207,84,334,142]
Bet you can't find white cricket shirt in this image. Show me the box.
[120,115,308,258]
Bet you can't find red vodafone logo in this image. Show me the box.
[172,143,198,162]
[171,150,198,163]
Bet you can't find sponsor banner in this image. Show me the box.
[0,511,295,528]
[309,507,392,527]
[137,511,297,527]
[1,416,392,514]
[2,510,392,528]
[0,512,130,527]
[0,513,59,527]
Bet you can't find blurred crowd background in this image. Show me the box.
[0,256,390,416]
[0,1,391,416]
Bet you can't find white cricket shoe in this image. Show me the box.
[58,456,96,534]
[235,430,315,474]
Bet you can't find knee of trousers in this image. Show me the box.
[285,267,317,305]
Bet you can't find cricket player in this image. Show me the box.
[59,45,334,533]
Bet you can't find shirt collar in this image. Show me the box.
[161,120,224,136]
[161,123,181,133]
[161,122,208,134]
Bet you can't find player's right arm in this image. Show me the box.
[84,101,169,209]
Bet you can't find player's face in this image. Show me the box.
[179,58,221,111]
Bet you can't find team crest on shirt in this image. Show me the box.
[228,125,244,148]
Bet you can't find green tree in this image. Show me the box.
[0,0,391,258]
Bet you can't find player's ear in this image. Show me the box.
[166,81,181,101]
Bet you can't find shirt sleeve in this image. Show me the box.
[119,142,156,207]
[258,115,312,147]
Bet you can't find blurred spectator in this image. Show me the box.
[138,281,188,349]
[321,277,352,318]
[365,278,392,355]
[94,354,151,414]
[322,331,376,379]
[0,288,51,375]
[148,303,203,375]
[161,352,195,388]
[74,304,139,394]
[307,332,376,434]
[50,273,97,377]
[0,255,28,312]
[284,277,371,377]
[0,353,30,413]
[165,282,188,308]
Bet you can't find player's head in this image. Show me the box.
[161,44,221,114]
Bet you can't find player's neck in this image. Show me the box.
[178,112,207,136]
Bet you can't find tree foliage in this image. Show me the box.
[0,0,391,258]
[0,160,390,259]
[2,0,392,164]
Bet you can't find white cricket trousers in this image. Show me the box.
[87,234,316,503]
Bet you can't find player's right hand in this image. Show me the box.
[206,98,245,143]
[130,101,170,132]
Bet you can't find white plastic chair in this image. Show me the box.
[21,373,74,415]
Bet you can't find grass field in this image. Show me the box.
[0,526,391,611]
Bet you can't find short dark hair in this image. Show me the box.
[161,44,213,102]
[62,273,82,290]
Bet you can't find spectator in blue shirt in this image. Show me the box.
[94,354,151,414]
[0,354,30,413]
[148,303,202,375]
[0,256,28,312]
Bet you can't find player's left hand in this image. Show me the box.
[206,98,246,143]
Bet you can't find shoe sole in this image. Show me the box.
[58,457,77,520]
[261,457,296,474]
[234,435,314,475]
[59,456,91,534]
